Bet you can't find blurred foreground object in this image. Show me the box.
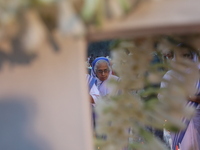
[0,0,200,150]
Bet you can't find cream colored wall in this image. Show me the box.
[0,37,93,150]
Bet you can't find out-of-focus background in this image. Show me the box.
[1,0,200,150]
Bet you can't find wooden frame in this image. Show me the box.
[88,0,200,41]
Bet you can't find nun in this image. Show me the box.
[91,57,119,97]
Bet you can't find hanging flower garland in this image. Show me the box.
[0,0,137,53]
[95,36,199,150]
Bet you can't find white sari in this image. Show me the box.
[161,70,200,150]
[96,74,119,97]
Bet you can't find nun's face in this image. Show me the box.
[175,48,193,60]
[96,62,110,81]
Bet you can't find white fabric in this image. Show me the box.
[179,118,200,150]
[86,74,100,106]
[160,70,172,88]
[161,70,186,88]
[96,74,119,97]
[163,129,173,150]
[161,70,200,150]
[90,83,100,106]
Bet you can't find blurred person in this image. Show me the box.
[89,54,94,66]
[91,57,119,97]
[163,51,174,60]
[87,56,90,63]
[160,45,200,150]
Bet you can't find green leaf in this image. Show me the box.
[81,0,100,22]
[117,0,131,13]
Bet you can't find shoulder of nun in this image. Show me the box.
[110,74,120,81]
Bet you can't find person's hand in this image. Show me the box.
[189,95,200,104]
[90,95,95,104]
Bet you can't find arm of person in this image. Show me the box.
[188,96,200,104]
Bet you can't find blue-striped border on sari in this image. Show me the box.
[172,80,200,150]
[87,74,96,91]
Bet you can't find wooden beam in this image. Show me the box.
[88,0,200,41]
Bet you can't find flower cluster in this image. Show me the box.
[0,0,137,53]
[95,36,199,150]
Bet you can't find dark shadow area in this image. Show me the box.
[0,97,51,150]
[47,35,60,52]
[88,41,112,57]
[9,38,37,64]
[0,38,37,70]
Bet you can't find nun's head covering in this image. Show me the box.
[91,57,111,77]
